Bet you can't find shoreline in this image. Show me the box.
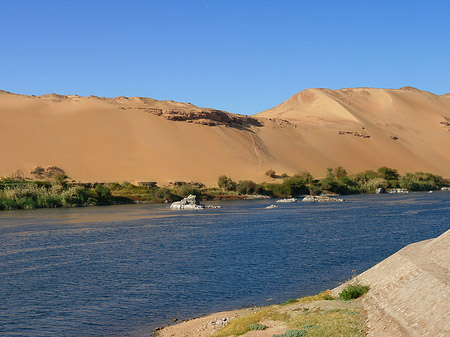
[2,167,449,211]
[1,187,449,212]
[153,229,450,337]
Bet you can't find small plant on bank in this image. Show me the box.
[247,323,267,330]
[280,298,298,306]
[273,329,307,337]
[339,283,369,300]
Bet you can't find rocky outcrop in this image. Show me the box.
[146,108,262,127]
[440,121,450,131]
[333,229,450,337]
[275,198,298,203]
[301,195,344,202]
[338,131,371,138]
[170,194,205,209]
[388,188,409,194]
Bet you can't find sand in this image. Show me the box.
[1,87,449,185]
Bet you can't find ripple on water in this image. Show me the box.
[0,192,449,336]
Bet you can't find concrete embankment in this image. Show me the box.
[333,229,450,337]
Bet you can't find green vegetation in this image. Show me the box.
[280,298,299,306]
[247,323,268,330]
[213,290,365,337]
[1,166,449,210]
[273,330,307,337]
[339,283,370,301]
[211,307,280,337]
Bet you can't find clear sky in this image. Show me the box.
[1,0,449,115]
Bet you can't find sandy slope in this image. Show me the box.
[1,87,449,184]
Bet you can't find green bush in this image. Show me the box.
[217,175,236,191]
[273,329,307,337]
[399,172,447,191]
[247,323,267,331]
[280,298,298,306]
[93,184,113,204]
[236,180,257,194]
[339,283,369,300]
[282,177,309,196]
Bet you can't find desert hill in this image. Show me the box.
[1,87,449,184]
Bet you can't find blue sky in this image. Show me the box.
[1,0,449,114]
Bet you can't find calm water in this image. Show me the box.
[0,192,449,336]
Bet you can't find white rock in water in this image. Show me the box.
[276,198,298,203]
[170,194,205,209]
[265,204,279,209]
[388,188,409,194]
[301,195,345,202]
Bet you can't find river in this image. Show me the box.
[0,192,449,336]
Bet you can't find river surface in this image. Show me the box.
[0,192,449,336]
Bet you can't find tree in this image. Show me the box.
[334,166,347,179]
[54,173,69,187]
[294,171,314,185]
[10,170,25,182]
[94,184,113,204]
[217,175,236,191]
[282,177,308,196]
[377,167,399,187]
[377,167,399,181]
[45,166,66,178]
[236,180,257,194]
[325,167,335,179]
[31,166,46,179]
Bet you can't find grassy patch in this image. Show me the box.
[280,298,298,306]
[339,284,370,301]
[296,290,335,303]
[213,290,365,337]
[283,307,365,337]
[247,323,267,330]
[273,329,307,337]
[211,307,283,337]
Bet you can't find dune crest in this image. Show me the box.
[1,87,449,184]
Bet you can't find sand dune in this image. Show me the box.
[1,87,449,184]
